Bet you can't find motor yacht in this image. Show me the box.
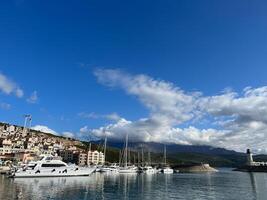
[11,155,96,178]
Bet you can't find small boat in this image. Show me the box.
[162,166,174,174]
[0,166,10,174]
[10,155,96,178]
[143,166,157,174]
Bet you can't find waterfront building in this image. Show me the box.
[58,149,79,164]
[87,150,105,165]
[79,152,88,166]
[78,150,105,166]
[0,139,12,155]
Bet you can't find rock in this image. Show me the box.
[175,163,218,173]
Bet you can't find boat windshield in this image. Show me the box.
[45,157,54,161]
[41,163,66,167]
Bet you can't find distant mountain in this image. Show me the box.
[95,140,243,156]
[91,140,250,167]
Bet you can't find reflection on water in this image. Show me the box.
[1,169,267,200]
[249,172,267,200]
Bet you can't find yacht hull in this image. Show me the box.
[11,167,96,178]
[118,167,138,173]
[163,168,174,174]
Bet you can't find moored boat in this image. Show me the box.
[10,155,96,178]
[118,166,138,173]
[143,166,157,174]
[118,133,138,174]
[162,145,174,174]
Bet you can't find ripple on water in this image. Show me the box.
[0,169,266,200]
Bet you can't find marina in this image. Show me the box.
[1,1,267,199]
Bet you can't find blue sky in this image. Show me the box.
[1,0,267,152]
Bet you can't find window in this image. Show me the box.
[41,164,66,167]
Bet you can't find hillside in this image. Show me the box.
[2,122,266,167]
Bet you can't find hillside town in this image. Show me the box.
[0,122,105,166]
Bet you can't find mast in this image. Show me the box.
[103,137,107,164]
[128,148,131,165]
[164,145,167,165]
[148,151,151,166]
[125,133,128,167]
[141,146,144,167]
[119,150,122,166]
[137,152,140,167]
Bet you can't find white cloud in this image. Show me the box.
[78,112,121,121]
[92,69,267,153]
[27,91,38,104]
[0,72,24,98]
[62,131,75,138]
[0,102,11,110]
[32,125,58,135]
[105,113,121,121]
[32,125,77,139]
[94,69,200,125]
[80,126,89,133]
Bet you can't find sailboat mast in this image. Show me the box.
[164,145,166,165]
[141,146,144,167]
[137,152,140,167]
[103,137,107,164]
[125,133,128,167]
[148,151,151,165]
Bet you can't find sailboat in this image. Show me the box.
[99,137,119,173]
[143,151,157,174]
[162,145,174,174]
[118,133,138,173]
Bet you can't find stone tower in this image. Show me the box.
[246,149,254,166]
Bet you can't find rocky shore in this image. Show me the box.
[174,163,218,173]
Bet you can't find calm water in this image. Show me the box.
[1,169,267,200]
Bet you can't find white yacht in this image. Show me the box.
[100,163,120,173]
[143,166,157,174]
[11,155,96,178]
[162,166,174,174]
[143,152,157,174]
[118,166,138,173]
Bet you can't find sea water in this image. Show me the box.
[0,169,267,200]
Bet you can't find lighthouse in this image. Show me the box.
[246,149,254,166]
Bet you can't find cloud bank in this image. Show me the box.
[90,69,267,153]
